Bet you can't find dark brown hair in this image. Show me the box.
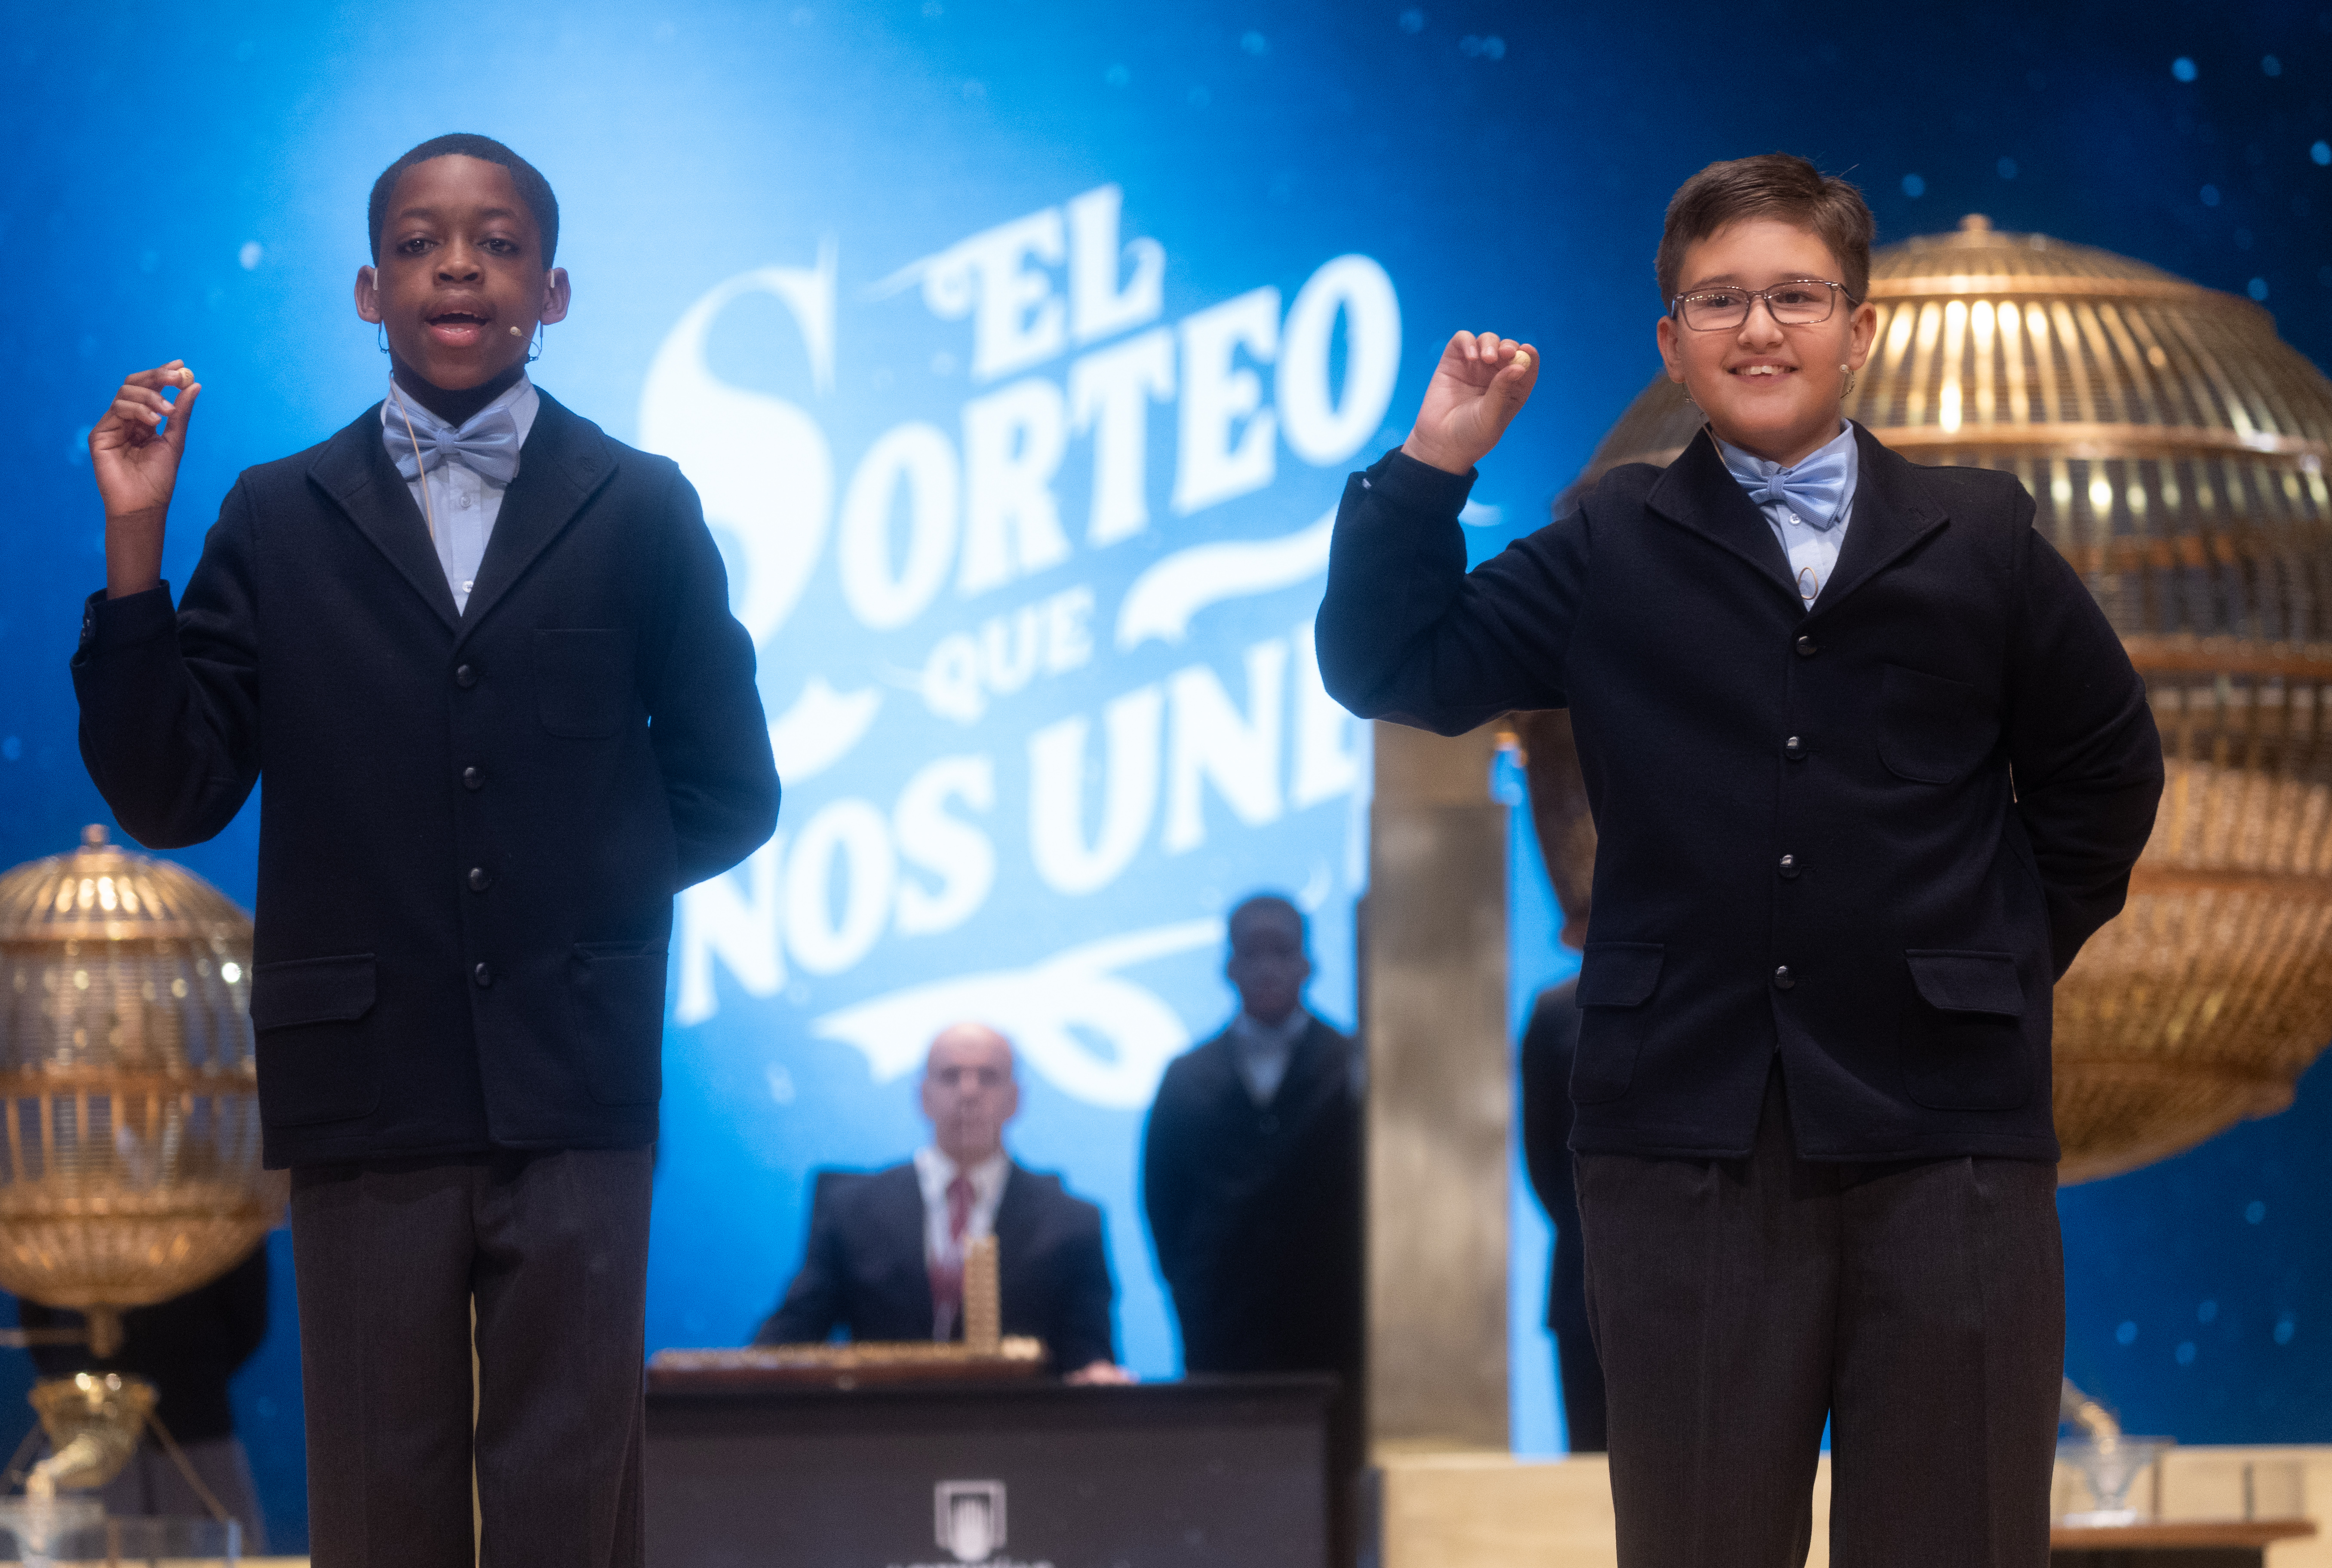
[1655,153,1873,306]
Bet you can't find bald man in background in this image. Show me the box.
[756,1024,1128,1381]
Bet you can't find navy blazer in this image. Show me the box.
[757,1162,1118,1374]
[1317,428,2163,1162]
[1141,1016,1363,1378]
[71,391,778,1167]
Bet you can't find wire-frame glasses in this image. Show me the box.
[1670,279,1853,331]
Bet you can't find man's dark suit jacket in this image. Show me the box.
[1142,1016,1363,1378]
[1318,428,2163,1162]
[757,1161,1118,1374]
[1519,979,1606,1451]
[71,392,778,1168]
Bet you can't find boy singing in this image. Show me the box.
[74,134,778,1567]
[1317,154,2161,1565]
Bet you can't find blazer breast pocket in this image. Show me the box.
[534,629,636,739]
[249,953,382,1126]
[1898,948,2034,1111]
[1877,664,1995,785]
[568,942,668,1106]
[1571,942,1664,1104]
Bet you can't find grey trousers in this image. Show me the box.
[289,1148,655,1568]
[1574,1071,2064,1568]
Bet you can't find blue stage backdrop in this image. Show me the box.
[3,1,2330,1549]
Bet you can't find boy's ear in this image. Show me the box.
[538,267,572,327]
[1655,313,1687,384]
[353,266,383,325]
[1846,300,1879,371]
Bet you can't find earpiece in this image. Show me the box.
[510,325,524,337]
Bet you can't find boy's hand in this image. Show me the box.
[90,362,201,598]
[1401,330,1537,476]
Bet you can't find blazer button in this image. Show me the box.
[455,663,479,688]
[462,766,485,791]
[1784,735,1807,761]
[1773,964,1795,990]
[1778,853,1800,880]
[467,866,492,892]
[473,962,493,988]
[1794,635,1819,657]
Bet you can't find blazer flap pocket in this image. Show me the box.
[1576,942,1664,1008]
[251,954,378,1031]
[1905,950,2023,1018]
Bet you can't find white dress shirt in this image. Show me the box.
[1227,1008,1313,1107]
[1713,419,1859,607]
[912,1145,1011,1270]
[379,374,540,615]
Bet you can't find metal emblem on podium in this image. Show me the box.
[934,1479,1006,1564]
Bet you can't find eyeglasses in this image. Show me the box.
[1670,279,1854,332]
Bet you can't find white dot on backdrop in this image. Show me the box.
[238,241,262,270]
[2172,56,2198,82]
[2313,142,2331,167]
[2247,1200,2268,1222]
[2117,1320,2139,1345]
[1902,173,1926,197]
[2262,54,2282,75]
[1398,9,1425,33]
[2175,1341,2197,1366]
[2249,277,2270,301]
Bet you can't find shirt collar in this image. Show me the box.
[1229,1008,1312,1052]
[914,1145,1010,1200]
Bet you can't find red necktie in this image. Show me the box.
[929,1174,976,1338]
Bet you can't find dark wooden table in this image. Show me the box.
[644,1373,1336,1568]
[2050,1519,2318,1567]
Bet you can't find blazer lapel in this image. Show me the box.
[872,1165,935,1327]
[1805,424,1950,618]
[307,406,461,632]
[454,390,618,647]
[1642,429,1802,608]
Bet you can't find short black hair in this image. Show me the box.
[368,134,560,268]
[1228,894,1306,947]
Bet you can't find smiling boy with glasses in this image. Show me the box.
[1316,153,2163,1565]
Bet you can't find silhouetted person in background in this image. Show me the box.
[1520,962,1608,1452]
[1144,895,1363,1562]
[20,1246,270,1547]
[758,1022,1127,1381]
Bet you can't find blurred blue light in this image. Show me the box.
[1240,31,1269,55]
[2199,1300,2219,1323]
[2200,184,2222,206]
[2261,55,2282,76]
[1902,173,1926,197]
[1997,156,2019,180]
[2172,56,2198,82]
[2118,1320,2140,1345]
[2249,1199,2270,1223]
[2277,1319,2299,1345]
[2249,276,2270,301]
[1398,7,1425,32]
[2313,141,2331,166]
[2177,1341,2198,1366]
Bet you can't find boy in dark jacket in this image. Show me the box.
[73,134,778,1567]
[1316,154,2160,1566]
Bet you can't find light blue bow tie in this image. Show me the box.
[384,401,522,485]
[1726,440,1851,531]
